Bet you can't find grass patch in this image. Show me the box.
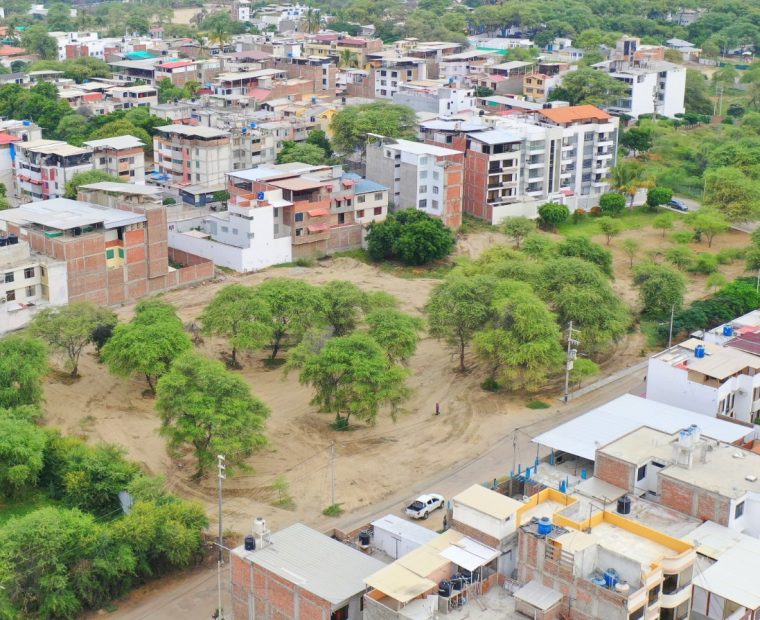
[322,503,344,517]
[460,213,497,235]
[331,248,371,263]
[526,400,550,410]
[378,260,453,280]
[640,320,665,349]
[215,265,236,275]
[0,492,57,527]
[272,497,296,510]
[556,206,661,237]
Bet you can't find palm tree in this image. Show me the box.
[210,23,230,50]
[608,161,651,206]
[338,49,359,68]
[195,35,209,59]
[301,5,323,34]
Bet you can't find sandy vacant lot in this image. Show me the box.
[41,226,748,534]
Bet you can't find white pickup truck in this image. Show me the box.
[405,493,445,519]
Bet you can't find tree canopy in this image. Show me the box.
[0,335,47,409]
[549,67,629,106]
[330,102,417,153]
[366,209,455,265]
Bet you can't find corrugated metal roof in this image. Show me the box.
[514,580,562,611]
[365,564,436,603]
[0,198,146,230]
[453,484,523,520]
[371,514,438,547]
[234,523,385,605]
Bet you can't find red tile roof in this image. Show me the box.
[0,45,26,56]
[157,60,194,70]
[0,133,20,144]
[539,104,611,124]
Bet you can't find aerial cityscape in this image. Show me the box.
[0,0,758,618]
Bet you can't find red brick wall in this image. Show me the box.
[594,453,635,491]
[463,150,489,220]
[450,519,500,548]
[659,476,730,525]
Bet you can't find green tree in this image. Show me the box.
[597,216,623,245]
[338,48,359,68]
[501,216,535,249]
[254,278,325,360]
[653,212,675,237]
[685,69,714,116]
[300,5,324,33]
[666,245,696,270]
[537,202,569,230]
[320,280,366,336]
[305,129,333,157]
[0,335,47,409]
[366,210,454,265]
[199,285,271,367]
[474,281,564,391]
[557,236,613,276]
[296,334,410,427]
[633,262,687,316]
[704,166,760,223]
[55,113,89,144]
[689,210,729,247]
[0,417,47,497]
[102,309,192,394]
[646,186,673,211]
[599,192,626,216]
[706,272,729,292]
[426,274,495,371]
[331,102,417,153]
[620,238,640,267]
[88,120,151,154]
[620,126,653,155]
[366,309,423,363]
[156,352,269,479]
[569,358,600,388]
[46,2,74,30]
[608,161,649,206]
[276,142,329,165]
[29,302,117,377]
[21,25,58,60]
[549,67,628,106]
[64,170,123,199]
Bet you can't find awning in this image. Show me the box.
[365,564,436,604]
[514,580,562,611]
[440,537,498,572]
[307,208,328,217]
[308,223,329,233]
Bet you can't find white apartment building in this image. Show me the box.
[365,137,464,229]
[392,81,476,116]
[14,139,93,201]
[152,125,232,188]
[0,238,68,334]
[374,58,427,99]
[231,0,251,21]
[83,135,146,184]
[49,31,105,61]
[0,120,41,193]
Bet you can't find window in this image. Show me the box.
[295,212,304,222]
[432,186,439,195]
[356,209,365,218]
[24,267,35,279]
[374,192,383,200]
[637,465,647,481]
[628,607,644,620]
[662,573,678,595]
[419,185,427,193]
[4,272,13,283]
[374,207,382,215]
[221,226,228,233]
[432,200,439,210]
[735,501,745,519]
[5,289,14,301]
[40,266,46,277]
[419,199,427,208]
[648,585,660,606]
[337,213,345,224]
[118,248,124,258]
[295,228,303,236]
[433,171,439,180]
[357,195,365,203]
[106,249,115,259]
[26,285,35,297]
[419,157,428,165]
[419,170,427,179]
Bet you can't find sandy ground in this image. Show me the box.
[43,225,748,539]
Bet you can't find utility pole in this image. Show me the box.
[668,305,675,348]
[563,322,579,403]
[216,454,226,620]
[509,431,517,497]
[330,443,336,507]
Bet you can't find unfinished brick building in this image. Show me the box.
[0,192,213,305]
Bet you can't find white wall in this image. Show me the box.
[646,357,724,417]
[452,503,516,540]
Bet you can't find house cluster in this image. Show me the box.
[227,311,760,620]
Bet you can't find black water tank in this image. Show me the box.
[0,238,6,247]
[438,580,451,597]
[451,575,464,591]
[617,495,632,515]
[358,531,370,547]
[244,535,255,551]
[7,234,17,245]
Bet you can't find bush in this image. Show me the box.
[557,236,613,276]
[572,208,587,223]
[480,377,500,391]
[646,186,673,211]
[537,203,570,230]
[162,197,176,205]
[689,253,719,274]
[716,247,744,264]
[589,206,602,216]
[671,231,695,244]
[365,210,454,265]
[599,192,626,216]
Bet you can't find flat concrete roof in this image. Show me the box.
[453,484,523,520]
[83,135,145,150]
[383,137,462,157]
[80,182,161,195]
[156,124,230,138]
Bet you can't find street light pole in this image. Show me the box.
[563,322,579,403]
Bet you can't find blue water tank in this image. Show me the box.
[695,345,706,358]
[242,127,247,134]
[723,324,734,337]
[604,569,619,588]
[249,122,256,129]
[257,192,265,200]
[591,577,606,587]
[22,120,30,126]
[537,517,553,536]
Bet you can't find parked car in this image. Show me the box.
[405,493,445,519]
[668,198,689,212]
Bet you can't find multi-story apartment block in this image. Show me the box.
[303,34,383,66]
[0,196,213,306]
[365,137,464,229]
[83,136,146,184]
[392,81,476,117]
[152,125,232,188]
[470,60,533,96]
[438,50,499,81]
[168,163,388,271]
[50,31,104,61]
[14,139,93,201]
[592,37,686,118]
[231,0,251,21]
[0,119,41,192]
[0,237,68,334]
[107,84,158,109]
[373,57,427,99]
[420,104,619,223]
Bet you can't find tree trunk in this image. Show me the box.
[459,335,466,372]
[231,346,237,365]
[270,335,282,360]
[145,374,156,394]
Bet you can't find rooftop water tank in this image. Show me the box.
[358,531,370,547]
[689,424,701,443]
[257,191,265,200]
[695,344,706,358]
[615,582,630,594]
[591,577,606,587]
[438,580,451,597]
[22,120,30,126]
[537,516,553,536]
[603,569,619,589]
[244,535,255,551]
[617,495,631,515]
[723,324,734,337]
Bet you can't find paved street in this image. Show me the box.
[98,366,647,620]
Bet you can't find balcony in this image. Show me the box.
[659,584,691,609]
[527,159,544,169]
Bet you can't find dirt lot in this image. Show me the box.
[41,225,748,535]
